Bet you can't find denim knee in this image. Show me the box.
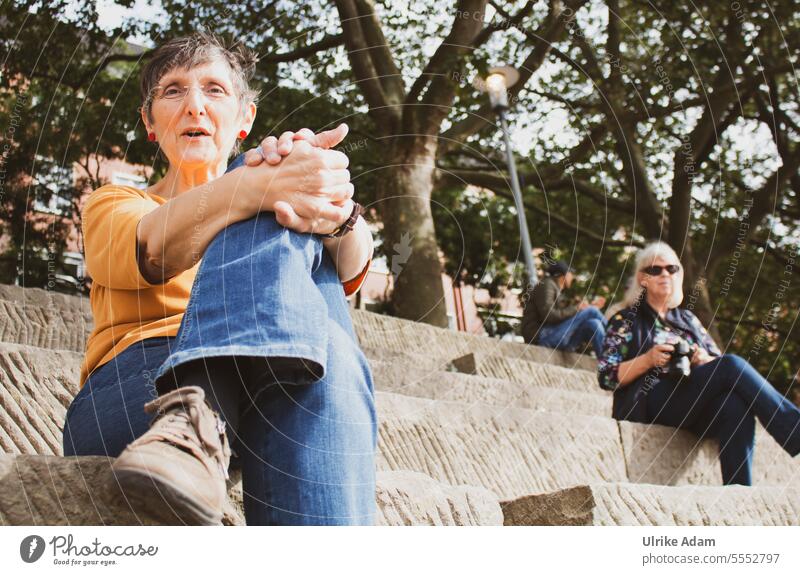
[586,318,605,335]
[715,354,753,378]
[577,306,602,320]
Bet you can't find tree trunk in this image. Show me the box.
[379,137,449,328]
[679,243,721,343]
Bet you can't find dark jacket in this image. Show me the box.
[597,294,713,423]
[520,276,579,343]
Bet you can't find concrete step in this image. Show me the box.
[370,359,611,417]
[0,454,502,526]
[353,308,595,371]
[501,482,800,525]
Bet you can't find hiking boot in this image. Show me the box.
[111,385,231,525]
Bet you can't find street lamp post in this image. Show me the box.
[475,67,538,290]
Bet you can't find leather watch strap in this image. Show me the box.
[321,202,364,239]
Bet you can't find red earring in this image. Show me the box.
[238,130,247,139]
[147,132,156,142]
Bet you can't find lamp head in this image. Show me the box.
[473,66,520,112]
[486,73,508,110]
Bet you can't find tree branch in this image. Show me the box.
[353,0,405,105]
[333,0,400,133]
[708,144,800,272]
[402,0,488,135]
[438,167,634,213]
[606,0,621,87]
[437,166,637,246]
[441,0,590,151]
[259,33,345,63]
[472,0,535,47]
[406,0,492,105]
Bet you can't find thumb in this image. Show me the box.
[273,201,302,229]
[316,123,349,149]
[243,147,264,166]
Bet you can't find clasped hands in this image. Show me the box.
[648,342,714,370]
[242,123,355,236]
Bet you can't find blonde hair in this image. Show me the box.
[621,241,684,309]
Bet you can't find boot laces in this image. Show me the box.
[140,393,231,480]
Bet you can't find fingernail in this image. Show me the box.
[268,153,281,163]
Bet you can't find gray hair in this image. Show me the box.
[621,241,684,309]
[140,32,259,151]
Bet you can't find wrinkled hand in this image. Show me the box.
[243,124,354,234]
[243,123,350,167]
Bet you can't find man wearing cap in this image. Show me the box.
[520,261,607,357]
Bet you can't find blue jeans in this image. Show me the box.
[63,209,378,525]
[645,354,800,486]
[536,307,607,357]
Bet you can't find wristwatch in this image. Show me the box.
[321,202,364,239]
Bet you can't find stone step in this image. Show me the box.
[362,347,456,374]
[0,342,79,456]
[0,285,92,352]
[375,470,502,526]
[453,350,600,394]
[0,454,502,526]
[374,392,800,497]
[353,308,595,371]
[501,483,800,526]
[375,391,627,500]
[370,359,611,417]
[619,420,799,486]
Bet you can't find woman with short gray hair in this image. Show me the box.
[63,32,376,525]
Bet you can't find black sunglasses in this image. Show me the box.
[641,264,680,276]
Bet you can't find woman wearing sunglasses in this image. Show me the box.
[597,241,800,485]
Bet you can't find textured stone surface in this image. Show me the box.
[375,470,503,526]
[371,359,611,417]
[352,309,594,371]
[453,351,600,394]
[0,454,187,525]
[375,391,627,500]
[362,347,456,374]
[0,343,82,456]
[620,421,800,486]
[0,455,499,526]
[501,483,800,526]
[0,286,92,352]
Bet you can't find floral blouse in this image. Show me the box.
[597,308,721,391]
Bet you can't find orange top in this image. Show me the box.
[79,184,371,388]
